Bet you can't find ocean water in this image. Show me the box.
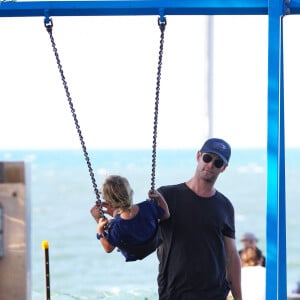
[1,148,300,299]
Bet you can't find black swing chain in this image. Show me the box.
[151,18,167,191]
[44,17,165,208]
[44,19,105,218]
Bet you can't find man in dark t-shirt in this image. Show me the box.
[157,138,242,300]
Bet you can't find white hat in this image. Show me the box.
[240,232,258,242]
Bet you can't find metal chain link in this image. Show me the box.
[44,19,104,218]
[151,17,167,191]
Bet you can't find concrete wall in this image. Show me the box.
[0,162,30,300]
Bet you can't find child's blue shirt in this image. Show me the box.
[106,199,164,261]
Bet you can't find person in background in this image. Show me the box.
[93,175,170,262]
[240,246,266,300]
[287,281,300,300]
[290,280,300,297]
[293,281,300,294]
[157,138,242,300]
[239,232,266,267]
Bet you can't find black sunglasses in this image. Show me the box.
[202,153,224,169]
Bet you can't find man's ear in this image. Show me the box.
[196,150,202,161]
[220,164,228,173]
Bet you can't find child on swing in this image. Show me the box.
[90,175,170,262]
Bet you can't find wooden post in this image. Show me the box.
[0,162,30,300]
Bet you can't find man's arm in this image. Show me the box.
[148,189,170,221]
[224,236,242,300]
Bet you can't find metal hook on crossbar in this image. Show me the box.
[158,8,166,25]
[157,17,167,33]
[44,15,53,33]
[44,10,51,27]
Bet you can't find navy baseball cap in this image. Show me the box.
[200,138,231,163]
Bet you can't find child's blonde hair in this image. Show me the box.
[101,175,133,209]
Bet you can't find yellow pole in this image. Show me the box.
[41,240,50,300]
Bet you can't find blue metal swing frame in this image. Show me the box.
[1,1,299,299]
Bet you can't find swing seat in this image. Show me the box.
[117,228,162,262]
[91,201,163,261]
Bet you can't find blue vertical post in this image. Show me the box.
[266,0,287,299]
[278,13,287,300]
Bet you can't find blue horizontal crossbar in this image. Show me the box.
[289,0,300,14]
[0,0,269,18]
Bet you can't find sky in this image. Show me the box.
[1,13,300,150]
